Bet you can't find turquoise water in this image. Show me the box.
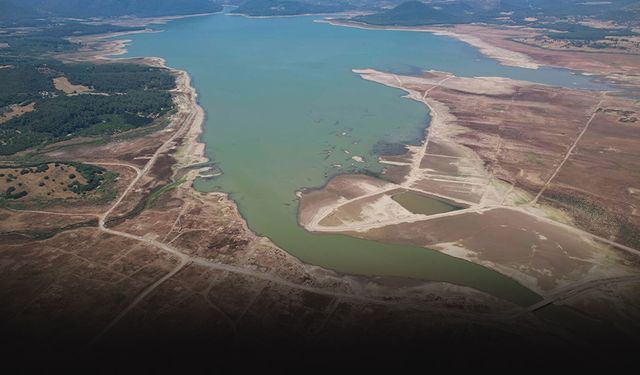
[119,12,605,305]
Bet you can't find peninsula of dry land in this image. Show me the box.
[301,18,640,341]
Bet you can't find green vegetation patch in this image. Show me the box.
[0,19,179,156]
[61,63,177,92]
[0,60,175,155]
[0,64,55,108]
[65,162,108,194]
[146,177,186,209]
[542,190,640,249]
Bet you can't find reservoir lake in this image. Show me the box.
[119,11,606,305]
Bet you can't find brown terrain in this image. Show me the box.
[53,76,94,95]
[512,34,640,55]
[1,16,640,365]
[0,102,35,123]
[446,24,640,87]
[2,163,93,201]
[307,21,640,308]
[0,31,574,363]
[328,20,640,89]
[301,68,640,296]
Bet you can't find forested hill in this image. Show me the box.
[353,1,477,26]
[0,0,223,20]
[352,0,640,26]
[233,0,349,16]
[0,16,180,155]
[0,1,35,21]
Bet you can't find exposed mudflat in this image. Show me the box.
[299,69,640,296]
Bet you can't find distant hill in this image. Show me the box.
[233,0,349,16]
[0,0,42,21]
[353,1,479,26]
[353,0,640,26]
[496,0,639,17]
[0,0,223,20]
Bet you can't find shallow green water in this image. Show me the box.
[392,191,461,215]
[119,11,606,305]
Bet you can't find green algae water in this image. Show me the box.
[391,191,462,215]
[119,11,607,305]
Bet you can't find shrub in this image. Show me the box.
[35,164,49,172]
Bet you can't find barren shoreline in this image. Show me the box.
[322,19,541,70]
[300,62,640,294]
[323,18,640,91]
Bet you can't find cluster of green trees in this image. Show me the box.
[4,186,27,199]
[33,23,144,38]
[1,88,172,155]
[0,59,175,107]
[61,63,176,92]
[0,36,75,57]
[0,23,142,57]
[0,129,47,156]
[9,90,171,136]
[0,3,213,157]
[0,64,55,107]
[0,22,177,155]
[67,162,107,193]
